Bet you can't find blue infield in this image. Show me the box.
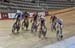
[42,36,75,48]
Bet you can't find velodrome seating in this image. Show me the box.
[0,0,75,12]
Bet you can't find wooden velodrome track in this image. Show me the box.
[0,7,75,48]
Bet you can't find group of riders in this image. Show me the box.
[12,10,63,40]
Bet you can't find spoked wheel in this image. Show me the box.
[12,26,20,34]
[39,25,47,39]
[22,20,29,31]
[56,30,63,41]
[12,28,15,34]
[31,22,38,33]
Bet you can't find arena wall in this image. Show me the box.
[0,7,74,20]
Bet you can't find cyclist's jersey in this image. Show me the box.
[40,17,45,26]
[56,18,63,25]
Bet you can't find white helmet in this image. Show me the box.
[17,10,23,14]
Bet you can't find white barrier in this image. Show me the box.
[8,13,16,18]
[0,13,1,19]
[0,12,46,19]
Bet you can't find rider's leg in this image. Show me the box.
[22,22,24,30]
[31,23,34,33]
[12,27,15,34]
[17,26,20,34]
[51,23,54,32]
[60,27,63,40]
[42,31,46,39]
[26,21,29,31]
[56,30,60,40]
[39,28,42,38]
